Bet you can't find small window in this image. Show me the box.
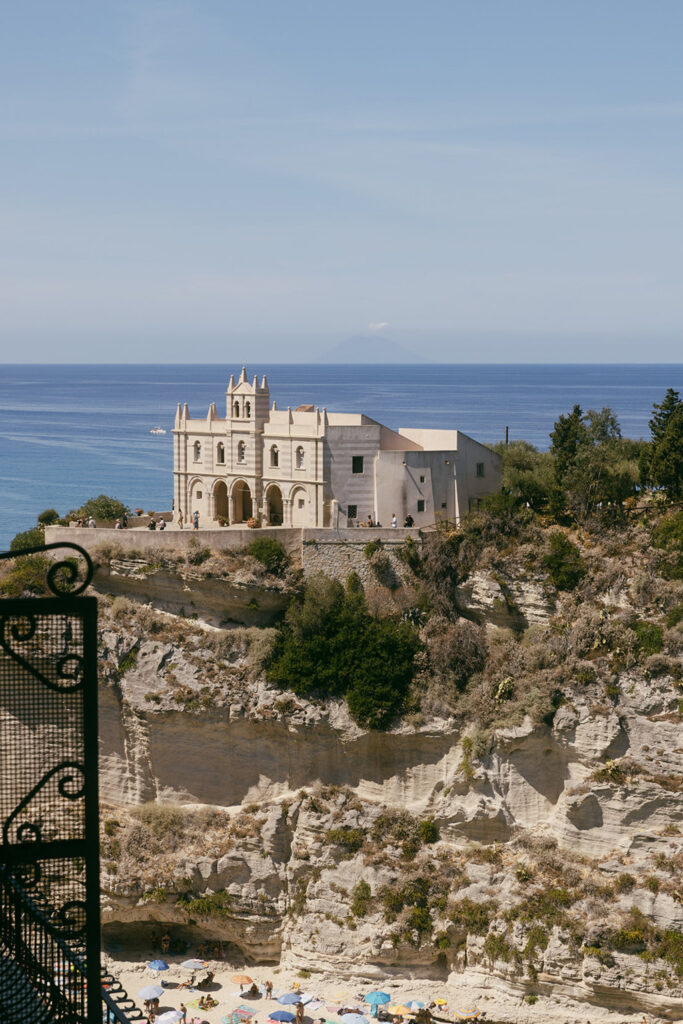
[193,441,201,462]
[441,502,447,509]
[270,444,279,467]
[348,504,357,519]
[237,440,246,463]
[246,401,251,418]
[197,490,203,499]
[234,402,240,417]
[216,442,225,464]
[419,475,425,483]
[352,456,364,474]
[298,498,305,509]
[476,462,485,478]
[295,445,305,469]
[417,499,425,513]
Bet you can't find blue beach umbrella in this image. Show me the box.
[180,958,207,970]
[406,1004,424,1012]
[453,1009,480,1021]
[147,959,169,972]
[278,994,302,1005]
[365,993,390,1018]
[270,1013,296,1022]
[138,985,165,1000]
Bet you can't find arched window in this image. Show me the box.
[270,444,279,468]
[193,441,201,462]
[237,440,246,463]
[246,401,251,418]
[295,445,305,469]
[234,402,240,417]
[216,442,225,464]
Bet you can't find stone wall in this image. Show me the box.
[44,524,303,558]
[301,528,416,588]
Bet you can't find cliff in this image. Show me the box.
[90,507,683,1022]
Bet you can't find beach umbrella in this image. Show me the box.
[147,959,169,973]
[365,993,390,1005]
[453,1009,481,1020]
[232,973,254,987]
[278,993,302,1005]
[388,1007,412,1017]
[138,985,165,1000]
[434,1001,447,1008]
[406,1003,424,1011]
[180,958,207,970]
[156,1012,184,1024]
[270,1013,296,1022]
[340,1014,368,1024]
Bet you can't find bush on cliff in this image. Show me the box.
[70,494,130,522]
[267,573,421,729]
[247,537,289,574]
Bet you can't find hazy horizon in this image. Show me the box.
[2,3,683,363]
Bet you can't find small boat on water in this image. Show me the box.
[149,426,167,435]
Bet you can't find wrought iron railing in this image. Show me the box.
[0,542,143,1023]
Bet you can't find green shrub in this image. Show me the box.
[448,897,493,935]
[506,888,574,928]
[652,510,683,551]
[9,525,45,551]
[130,803,185,845]
[142,887,168,904]
[350,880,371,917]
[525,995,538,1005]
[0,554,51,596]
[665,604,683,628]
[615,872,636,893]
[484,933,513,962]
[177,889,233,917]
[267,575,421,729]
[325,827,365,856]
[72,495,130,522]
[543,532,586,590]
[37,508,60,526]
[419,819,439,844]
[406,905,432,936]
[524,925,549,958]
[247,537,289,573]
[630,619,664,655]
[364,540,383,558]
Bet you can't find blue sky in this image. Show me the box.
[1,1,683,362]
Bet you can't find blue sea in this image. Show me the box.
[0,363,681,553]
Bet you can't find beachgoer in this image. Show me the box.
[199,995,207,1009]
[177,509,184,529]
[122,513,128,528]
[265,980,273,999]
[367,515,373,527]
[88,517,96,528]
[403,513,414,527]
[160,931,170,953]
[148,518,156,530]
[180,1004,187,1022]
[391,512,397,528]
[115,518,122,529]
[193,510,199,530]
[249,983,259,997]
[295,1002,304,1024]
[159,517,166,530]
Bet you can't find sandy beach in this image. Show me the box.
[105,952,657,1024]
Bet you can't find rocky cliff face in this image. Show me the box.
[95,530,683,1022]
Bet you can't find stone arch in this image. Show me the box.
[214,480,229,522]
[232,479,253,522]
[290,486,309,526]
[265,483,283,526]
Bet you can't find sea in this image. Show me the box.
[0,363,681,553]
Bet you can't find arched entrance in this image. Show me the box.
[232,480,253,522]
[291,487,309,526]
[214,480,229,522]
[265,484,283,525]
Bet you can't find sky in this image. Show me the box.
[1,1,683,363]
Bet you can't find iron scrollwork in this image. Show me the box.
[3,761,86,848]
[0,541,94,596]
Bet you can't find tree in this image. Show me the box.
[650,406,683,498]
[71,495,130,521]
[493,440,554,511]
[649,388,681,445]
[549,405,587,483]
[9,525,44,551]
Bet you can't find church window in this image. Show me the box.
[476,462,485,477]
[295,446,305,469]
[216,442,225,464]
[352,456,363,474]
[420,475,425,483]
[237,441,246,463]
[298,498,305,509]
[441,502,447,509]
[193,441,201,462]
[270,444,279,467]
[234,402,240,417]
[347,504,357,519]
[246,401,251,417]
[417,499,425,512]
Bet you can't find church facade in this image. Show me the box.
[173,367,501,528]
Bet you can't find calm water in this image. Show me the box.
[0,363,681,552]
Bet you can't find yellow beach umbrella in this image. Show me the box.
[453,1008,480,1020]
[388,1007,413,1016]
[434,1001,447,1008]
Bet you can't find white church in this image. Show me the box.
[173,367,501,529]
